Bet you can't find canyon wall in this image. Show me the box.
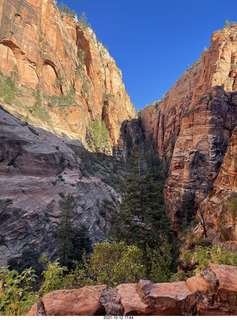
[0,0,135,145]
[140,25,237,232]
[194,126,237,244]
[0,107,119,266]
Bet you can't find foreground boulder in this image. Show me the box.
[28,264,237,316]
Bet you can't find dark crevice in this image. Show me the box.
[100,287,124,315]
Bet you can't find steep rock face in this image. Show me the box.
[0,0,135,145]
[140,25,237,232]
[0,107,118,266]
[194,127,237,243]
[28,263,237,316]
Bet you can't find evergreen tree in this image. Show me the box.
[57,196,92,269]
[79,12,88,28]
[63,4,71,15]
[224,20,230,28]
[71,10,77,19]
[57,195,74,267]
[10,65,20,87]
[58,2,64,12]
[110,148,171,251]
[69,225,92,262]
[33,87,42,110]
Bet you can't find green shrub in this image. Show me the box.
[64,241,145,288]
[86,118,111,153]
[180,245,237,274]
[0,267,38,315]
[228,192,237,220]
[39,258,67,296]
[10,65,20,87]
[145,238,173,283]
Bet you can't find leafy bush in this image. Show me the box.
[180,245,237,274]
[39,258,67,296]
[64,241,145,288]
[86,119,111,153]
[3,76,16,104]
[0,267,38,316]
[145,238,173,283]
[10,65,20,87]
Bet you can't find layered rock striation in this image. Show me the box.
[0,0,135,145]
[0,107,119,266]
[139,25,237,232]
[28,263,237,316]
[194,126,237,244]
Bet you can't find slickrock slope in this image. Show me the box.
[0,107,119,266]
[194,127,237,244]
[140,25,237,232]
[28,263,237,316]
[0,0,135,145]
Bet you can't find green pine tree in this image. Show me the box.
[71,10,77,19]
[58,2,64,12]
[78,12,88,29]
[224,20,230,28]
[10,65,20,87]
[57,195,74,267]
[69,225,92,262]
[63,4,71,15]
[110,148,171,251]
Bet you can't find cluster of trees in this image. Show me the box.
[58,2,77,18]
[0,65,20,104]
[224,20,237,28]
[2,240,237,315]
[57,2,90,28]
[56,194,92,269]
[3,143,237,315]
[86,118,111,154]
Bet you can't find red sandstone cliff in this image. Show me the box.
[0,0,135,146]
[140,25,237,232]
[194,126,237,245]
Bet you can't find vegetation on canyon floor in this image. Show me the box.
[1,141,237,316]
[1,241,237,315]
[1,1,237,315]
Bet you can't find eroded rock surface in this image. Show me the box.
[194,127,237,243]
[28,264,237,316]
[0,0,135,145]
[0,107,119,266]
[138,25,237,232]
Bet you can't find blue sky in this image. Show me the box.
[60,0,237,110]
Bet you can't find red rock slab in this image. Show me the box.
[209,263,237,293]
[186,267,217,293]
[116,284,149,315]
[137,280,195,315]
[42,285,107,316]
[187,273,211,293]
[197,304,231,316]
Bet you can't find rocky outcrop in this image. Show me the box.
[139,25,237,232]
[194,126,237,243]
[27,263,237,316]
[0,107,119,266]
[0,0,135,146]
